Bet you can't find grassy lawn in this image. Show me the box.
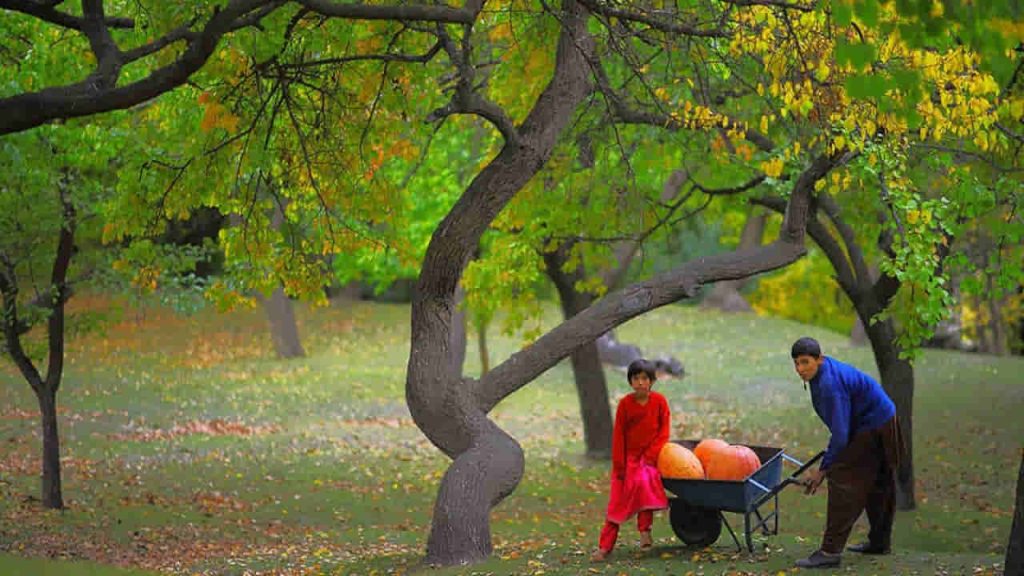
[0,297,1020,575]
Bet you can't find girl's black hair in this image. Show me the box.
[627,359,658,383]
[791,336,822,359]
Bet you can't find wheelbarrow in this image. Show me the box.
[661,440,824,553]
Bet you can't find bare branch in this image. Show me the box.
[0,0,133,30]
[695,174,767,196]
[591,59,776,152]
[297,0,477,23]
[0,0,479,136]
[121,22,198,63]
[575,0,728,37]
[720,0,816,12]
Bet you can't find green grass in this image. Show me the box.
[0,553,161,575]
[1,298,1020,575]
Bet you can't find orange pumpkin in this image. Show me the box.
[704,445,762,481]
[693,438,730,471]
[658,443,705,479]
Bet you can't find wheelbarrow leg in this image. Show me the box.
[774,493,779,535]
[720,512,742,552]
[744,511,754,553]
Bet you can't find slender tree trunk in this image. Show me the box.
[251,197,306,359]
[0,180,74,510]
[476,318,491,375]
[1005,449,1024,576]
[36,387,64,509]
[850,315,868,346]
[702,208,767,312]
[986,281,1009,355]
[260,287,306,359]
[862,311,916,510]
[542,245,613,459]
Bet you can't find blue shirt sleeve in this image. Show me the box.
[820,389,851,470]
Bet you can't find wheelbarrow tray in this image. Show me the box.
[661,440,784,513]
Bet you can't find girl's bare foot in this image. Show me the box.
[639,531,653,549]
[590,549,610,562]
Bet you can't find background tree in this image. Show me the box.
[0,122,127,508]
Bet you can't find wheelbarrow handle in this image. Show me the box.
[766,451,826,497]
[782,451,825,479]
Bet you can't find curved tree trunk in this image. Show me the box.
[542,244,613,460]
[407,0,596,564]
[260,287,306,359]
[1006,449,1024,576]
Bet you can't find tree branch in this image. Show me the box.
[0,0,134,30]
[0,0,478,136]
[0,251,45,393]
[753,193,860,294]
[476,153,840,411]
[297,0,477,23]
[44,176,75,391]
[575,0,728,37]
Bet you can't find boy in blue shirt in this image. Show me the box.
[790,337,901,569]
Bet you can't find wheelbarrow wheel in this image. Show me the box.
[668,500,722,548]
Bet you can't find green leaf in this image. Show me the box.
[833,2,853,27]
[854,0,880,27]
[844,73,889,100]
[834,39,877,70]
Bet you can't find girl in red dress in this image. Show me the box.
[591,358,670,562]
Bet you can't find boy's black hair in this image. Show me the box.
[791,337,822,359]
[627,358,658,383]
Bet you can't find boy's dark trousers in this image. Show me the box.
[821,416,901,554]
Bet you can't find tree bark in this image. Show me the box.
[862,312,916,509]
[260,287,306,359]
[1006,448,1024,576]
[36,387,64,509]
[451,284,468,374]
[542,243,613,460]
[850,315,868,346]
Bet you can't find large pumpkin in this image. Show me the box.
[658,443,705,479]
[693,438,730,471]
[704,444,762,481]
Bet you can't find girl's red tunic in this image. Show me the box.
[606,391,670,524]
